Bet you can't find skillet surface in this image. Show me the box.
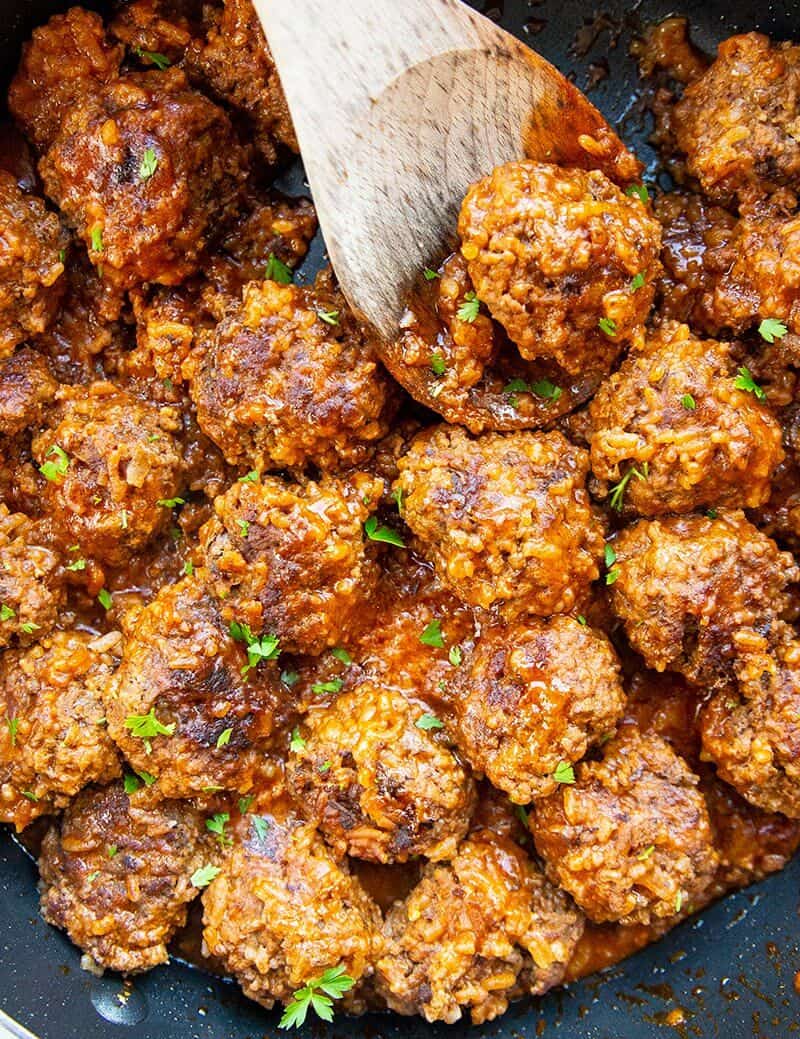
[0,1,799,1036]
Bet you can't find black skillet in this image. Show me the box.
[1,1,799,1036]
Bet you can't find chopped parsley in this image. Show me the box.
[182,560,194,577]
[430,351,447,376]
[0,604,14,622]
[311,679,343,696]
[318,761,331,774]
[606,568,621,586]
[625,183,650,203]
[391,486,404,513]
[416,713,444,731]
[758,318,788,343]
[289,727,306,753]
[637,844,655,861]
[229,622,280,675]
[156,497,186,509]
[5,716,19,746]
[576,615,587,626]
[598,317,617,337]
[553,761,576,784]
[278,965,355,1029]
[97,589,113,611]
[238,519,250,538]
[448,645,462,667]
[675,891,684,913]
[238,795,255,815]
[39,445,69,483]
[733,366,766,400]
[317,309,340,326]
[20,622,38,635]
[123,707,175,754]
[265,252,293,284]
[681,393,696,411]
[423,267,439,281]
[58,249,66,264]
[90,227,104,253]
[331,647,351,665]
[135,47,171,70]
[241,470,259,483]
[191,864,221,889]
[706,508,718,520]
[21,790,39,802]
[456,291,480,323]
[206,812,232,846]
[281,669,299,687]
[216,727,233,749]
[252,815,270,841]
[515,804,530,829]
[107,845,118,859]
[123,771,156,793]
[604,544,616,568]
[364,515,404,547]
[609,463,647,512]
[139,148,158,180]
[420,619,444,648]
[503,377,562,408]
[630,272,645,291]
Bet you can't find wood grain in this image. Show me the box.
[254,0,640,341]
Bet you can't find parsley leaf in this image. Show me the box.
[90,227,104,253]
[553,761,576,784]
[183,560,194,577]
[625,183,650,203]
[252,815,270,841]
[503,377,562,407]
[278,965,355,1029]
[139,148,158,180]
[317,309,340,326]
[637,844,655,861]
[191,864,221,889]
[598,317,617,337]
[448,645,462,667]
[97,589,113,611]
[241,470,259,483]
[391,486,404,513]
[156,497,186,509]
[331,647,351,665]
[281,669,299,687]
[364,515,404,547]
[124,707,175,754]
[289,727,306,753]
[630,272,645,291]
[135,47,171,70]
[238,795,255,815]
[604,543,617,568]
[216,727,233,749]
[681,393,696,411]
[39,444,69,483]
[416,713,444,731]
[430,351,446,376]
[5,716,19,746]
[206,812,232,846]
[456,291,480,323]
[0,604,14,622]
[265,253,293,284]
[229,622,280,675]
[759,318,788,343]
[420,619,444,648]
[733,366,766,400]
[311,679,343,696]
[423,267,439,281]
[609,464,647,512]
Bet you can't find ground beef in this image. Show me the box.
[452,616,625,804]
[190,273,395,473]
[395,425,604,617]
[589,322,783,515]
[286,681,475,863]
[31,382,185,567]
[0,629,120,829]
[8,7,123,152]
[0,506,64,649]
[457,161,662,379]
[201,807,381,1011]
[39,782,208,973]
[608,511,798,685]
[39,67,247,292]
[0,347,57,437]
[104,575,292,799]
[199,472,381,655]
[0,172,68,358]
[375,829,584,1025]
[701,634,800,817]
[673,33,800,204]
[532,726,719,925]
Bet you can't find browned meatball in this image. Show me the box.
[0,506,64,648]
[199,472,382,656]
[0,173,68,357]
[654,192,737,335]
[532,726,719,925]
[184,0,297,164]
[109,0,202,66]
[609,512,798,685]
[701,635,800,818]
[202,807,381,1011]
[457,161,662,378]
[105,575,292,799]
[287,681,475,863]
[673,34,800,203]
[0,630,120,829]
[375,829,584,1024]
[0,348,57,437]
[8,7,123,152]
[589,322,783,515]
[452,616,625,804]
[190,275,395,472]
[395,426,604,616]
[31,382,185,567]
[39,782,208,973]
[39,68,247,292]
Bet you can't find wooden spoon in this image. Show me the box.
[253,0,640,342]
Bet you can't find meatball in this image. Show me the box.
[0,347,57,437]
[589,322,783,515]
[375,830,584,1024]
[8,7,123,152]
[701,636,800,818]
[0,630,120,829]
[0,172,68,357]
[609,512,798,685]
[654,192,737,336]
[452,616,626,804]
[31,382,185,567]
[0,506,64,648]
[673,34,800,203]
[199,472,382,656]
[109,0,201,66]
[202,808,380,1011]
[286,681,476,863]
[39,782,208,973]
[39,68,247,291]
[532,727,719,925]
[190,275,395,472]
[184,0,297,164]
[395,426,604,616]
[105,575,292,799]
[457,161,662,378]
